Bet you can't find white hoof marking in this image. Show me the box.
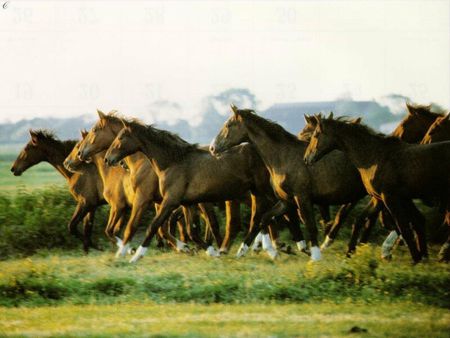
[381,231,398,259]
[251,232,263,252]
[266,247,278,260]
[115,242,130,258]
[176,239,189,253]
[310,246,321,261]
[296,240,307,251]
[236,243,249,258]
[129,245,148,263]
[205,245,220,257]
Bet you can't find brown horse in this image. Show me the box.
[391,102,444,142]
[421,112,450,144]
[299,114,368,250]
[104,118,287,263]
[368,104,445,259]
[421,112,450,261]
[210,105,368,261]
[304,114,450,263]
[11,130,105,252]
[65,126,192,256]
[75,111,223,256]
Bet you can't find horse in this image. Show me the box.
[210,105,368,261]
[75,111,223,257]
[320,103,445,258]
[391,103,445,143]
[104,118,295,263]
[10,129,105,252]
[299,114,372,251]
[64,129,190,255]
[421,112,450,261]
[304,114,450,263]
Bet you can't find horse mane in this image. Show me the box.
[322,117,402,145]
[31,129,77,154]
[125,119,200,159]
[237,109,300,144]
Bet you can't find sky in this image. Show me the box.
[0,0,449,123]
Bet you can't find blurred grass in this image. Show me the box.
[0,302,449,337]
[0,243,448,308]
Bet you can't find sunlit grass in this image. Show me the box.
[0,302,448,337]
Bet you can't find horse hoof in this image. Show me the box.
[219,248,229,255]
[310,246,321,261]
[381,254,392,261]
[266,248,278,260]
[129,245,148,263]
[236,243,249,258]
[205,246,220,257]
[320,236,333,250]
[128,247,136,255]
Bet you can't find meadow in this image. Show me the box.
[0,153,449,337]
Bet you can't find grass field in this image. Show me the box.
[0,243,449,337]
[0,147,449,337]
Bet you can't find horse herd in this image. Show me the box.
[10,103,450,264]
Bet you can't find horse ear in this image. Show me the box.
[303,114,311,124]
[352,117,362,124]
[80,129,88,139]
[97,109,106,120]
[29,129,38,145]
[444,112,450,121]
[230,103,239,116]
[314,115,323,132]
[328,111,334,119]
[406,102,415,114]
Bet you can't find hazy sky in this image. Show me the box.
[0,0,449,123]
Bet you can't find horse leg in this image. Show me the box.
[382,196,422,263]
[129,200,178,263]
[407,202,427,258]
[116,198,149,258]
[68,203,89,242]
[275,204,307,253]
[322,202,356,250]
[220,200,241,253]
[318,205,330,225]
[198,203,222,256]
[82,209,99,253]
[237,198,285,259]
[183,206,208,251]
[438,210,450,262]
[294,195,320,261]
[347,198,380,255]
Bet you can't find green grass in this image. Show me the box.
[0,246,449,337]
[0,302,448,337]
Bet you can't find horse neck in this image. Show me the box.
[123,152,148,173]
[43,144,73,180]
[91,151,112,183]
[242,117,305,169]
[330,124,391,168]
[138,134,183,172]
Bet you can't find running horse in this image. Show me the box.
[11,130,105,252]
[210,105,367,261]
[304,114,450,263]
[104,118,288,263]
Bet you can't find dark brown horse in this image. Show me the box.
[104,118,287,263]
[76,111,223,257]
[421,112,450,261]
[391,102,444,142]
[304,115,450,263]
[11,130,105,252]
[210,105,368,261]
[421,113,450,144]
